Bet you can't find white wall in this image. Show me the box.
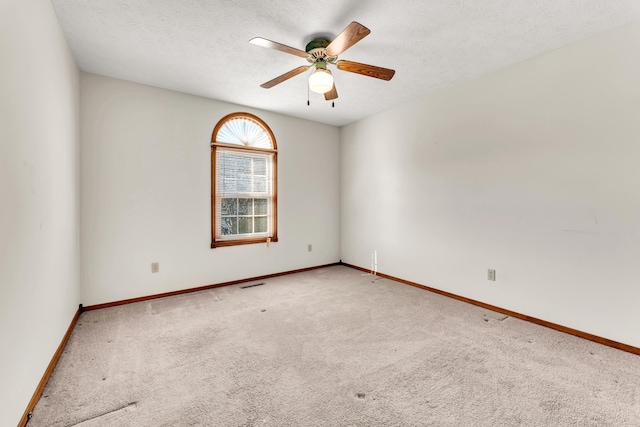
[341,21,640,348]
[80,73,340,306]
[0,0,80,425]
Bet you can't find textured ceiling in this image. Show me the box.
[51,0,640,127]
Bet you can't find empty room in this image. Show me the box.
[2,0,640,426]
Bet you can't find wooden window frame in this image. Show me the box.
[211,112,278,248]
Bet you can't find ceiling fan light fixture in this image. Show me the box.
[308,67,333,94]
[252,22,393,100]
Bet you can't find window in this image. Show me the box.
[211,113,277,248]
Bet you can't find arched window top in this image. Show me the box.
[212,112,276,150]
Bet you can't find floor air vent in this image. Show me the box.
[241,282,265,289]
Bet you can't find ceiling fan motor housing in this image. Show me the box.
[305,39,330,52]
[306,39,338,66]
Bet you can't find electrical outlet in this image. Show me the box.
[488,269,496,281]
[151,262,159,273]
[308,244,312,252]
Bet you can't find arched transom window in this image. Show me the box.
[211,113,277,248]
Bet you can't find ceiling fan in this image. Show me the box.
[250,22,395,101]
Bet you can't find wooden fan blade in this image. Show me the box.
[326,22,370,56]
[249,37,309,58]
[336,60,395,81]
[324,83,338,101]
[260,66,309,89]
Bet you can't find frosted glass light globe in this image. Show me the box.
[308,68,334,94]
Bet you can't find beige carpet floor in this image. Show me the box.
[29,265,640,426]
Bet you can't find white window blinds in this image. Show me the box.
[215,149,274,240]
